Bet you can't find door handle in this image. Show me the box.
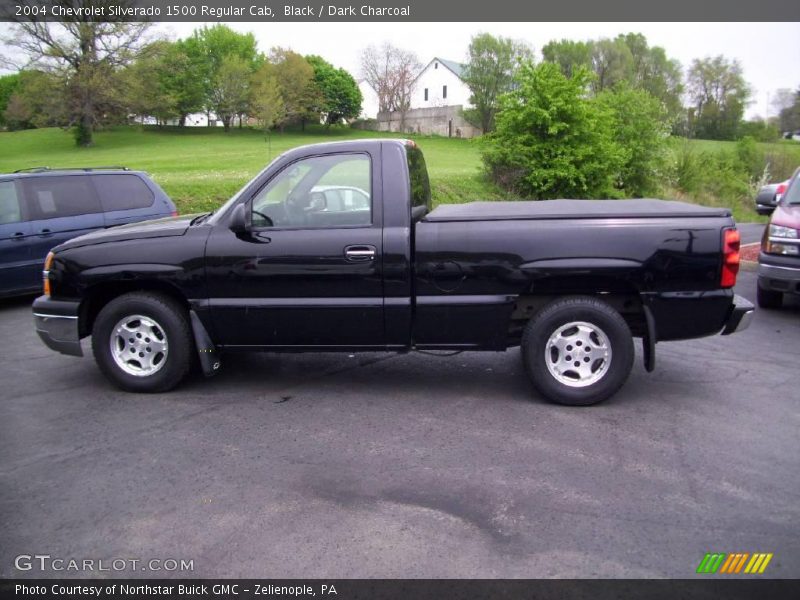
[344,245,376,261]
[11,232,25,240]
[39,228,52,236]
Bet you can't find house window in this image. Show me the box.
[424,88,428,101]
[435,62,438,69]
[442,85,447,99]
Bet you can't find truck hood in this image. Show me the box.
[771,204,800,229]
[55,214,197,251]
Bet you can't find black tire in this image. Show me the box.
[92,292,193,393]
[756,284,783,309]
[521,296,634,406]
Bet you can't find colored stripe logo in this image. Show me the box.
[697,553,773,574]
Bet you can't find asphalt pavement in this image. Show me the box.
[1,268,798,579]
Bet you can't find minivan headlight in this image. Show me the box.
[764,224,800,255]
[769,224,799,239]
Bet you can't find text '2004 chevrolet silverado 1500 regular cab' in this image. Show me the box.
[33,140,754,405]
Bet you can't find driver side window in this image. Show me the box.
[251,154,371,229]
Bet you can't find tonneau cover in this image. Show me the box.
[423,199,731,222]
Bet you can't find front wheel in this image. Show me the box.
[92,292,193,393]
[521,296,634,406]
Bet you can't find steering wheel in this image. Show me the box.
[251,210,274,227]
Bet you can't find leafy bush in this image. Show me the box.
[670,139,706,194]
[482,63,672,199]
[596,85,671,196]
[481,62,624,199]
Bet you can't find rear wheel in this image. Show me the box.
[756,284,783,309]
[92,292,192,393]
[521,296,634,406]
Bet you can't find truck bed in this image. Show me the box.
[423,199,731,222]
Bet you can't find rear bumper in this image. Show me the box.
[32,296,83,357]
[720,294,754,336]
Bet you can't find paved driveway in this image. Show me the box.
[1,269,798,578]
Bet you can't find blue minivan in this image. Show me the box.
[0,167,177,297]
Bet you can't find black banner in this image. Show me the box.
[2,580,800,600]
[0,0,798,22]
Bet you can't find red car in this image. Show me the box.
[758,167,800,308]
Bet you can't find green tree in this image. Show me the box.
[3,70,69,130]
[250,63,285,130]
[739,118,781,142]
[482,62,623,199]
[543,34,683,127]
[305,55,362,125]
[777,88,800,134]
[209,55,252,131]
[189,25,260,126]
[462,33,533,133]
[541,39,592,79]
[596,85,670,196]
[121,41,179,125]
[270,48,322,130]
[0,73,22,128]
[687,56,750,140]
[616,33,683,125]
[590,38,633,94]
[4,11,150,145]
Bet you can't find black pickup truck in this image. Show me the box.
[33,139,753,405]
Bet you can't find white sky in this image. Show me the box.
[3,21,800,119]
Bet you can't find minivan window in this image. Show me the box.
[0,181,22,224]
[93,174,154,211]
[21,176,102,219]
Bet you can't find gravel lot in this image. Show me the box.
[1,267,798,579]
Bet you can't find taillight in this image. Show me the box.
[43,251,55,296]
[721,228,740,288]
[171,210,178,217]
[776,182,787,202]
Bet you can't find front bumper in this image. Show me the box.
[757,254,800,295]
[32,296,83,357]
[720,294,754,336]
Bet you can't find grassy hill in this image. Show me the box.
[1,125,798,220]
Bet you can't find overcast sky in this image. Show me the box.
[3,21,799,119]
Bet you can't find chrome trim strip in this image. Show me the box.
[33,313,79,320]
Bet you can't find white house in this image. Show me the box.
[358,80,380,120]
[411,58,471,110]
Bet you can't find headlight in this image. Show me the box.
[764,224,800,255]
[769,224,799,239]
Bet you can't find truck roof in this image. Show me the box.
[424,199,732,222]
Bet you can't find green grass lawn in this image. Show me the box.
[1,125,797,219]
[0,125,511,213]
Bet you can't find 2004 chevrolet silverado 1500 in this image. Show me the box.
[32,139,754,405]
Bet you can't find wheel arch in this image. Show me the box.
[78,279,190,338]
[508,274,647,344]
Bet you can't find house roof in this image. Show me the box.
[416,57,467,81]
[435,58,466,79]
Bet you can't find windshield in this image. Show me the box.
[785,169,800,205]
[206,161,277,225]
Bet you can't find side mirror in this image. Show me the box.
[756,204,776,216]
[229,203,248,233]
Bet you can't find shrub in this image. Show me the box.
[481,62,624,199]
[596,85,671,196]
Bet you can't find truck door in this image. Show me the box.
[204,151,385,348]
